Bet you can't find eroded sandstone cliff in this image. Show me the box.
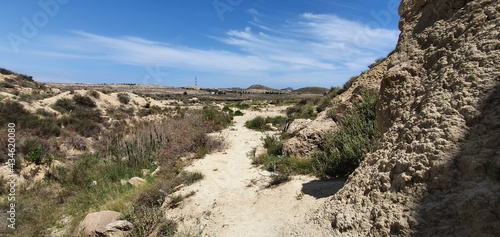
[321,0,499,236]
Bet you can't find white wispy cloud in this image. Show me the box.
[246,8,261,16]
[220,13,399,72]
[33,13,398,85]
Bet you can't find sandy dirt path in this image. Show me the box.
[164,107,345,237]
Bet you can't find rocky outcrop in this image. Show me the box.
[78,211,123,237]
[317,0,500,236]
[282,113,337,157]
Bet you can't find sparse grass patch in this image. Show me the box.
[253,154,315,175]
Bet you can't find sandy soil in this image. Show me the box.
[164,107,345,237]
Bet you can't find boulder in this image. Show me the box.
[128,177,146,187]
[282,112,337,157]
[285,118,312,134]
[78,211,122,237]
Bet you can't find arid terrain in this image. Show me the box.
[1,0,499,236]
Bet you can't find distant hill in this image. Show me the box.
[247,84,274,90]
[293,87,329,94]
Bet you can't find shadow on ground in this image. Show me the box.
[301,178,347,199]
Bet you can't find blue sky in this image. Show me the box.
[0,0,400,89]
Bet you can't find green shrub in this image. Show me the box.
[234,110,244,116]
[88,90,100,99]
[0,68,15,75]
[201,106,233,131]
[53,98,76,112]
[0,100,31,126]
[313,89,380,178]
[73,95,96,108]
[262,135,283,156]
[245,116,287,131]
[234,103,250,110]
[126,205,172,237]
[117,93,131,104]
[36,108,56,117]
[0,101,61,137]
[286,101,317,119]
[222,105,233,113]
[21,138,46,165]
[245,116,266,130]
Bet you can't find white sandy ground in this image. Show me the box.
[164,107,346,237]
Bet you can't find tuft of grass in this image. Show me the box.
[267,169,291,187]
[126,205,175,237]
[168,194,184,208]
[181,171,204,185]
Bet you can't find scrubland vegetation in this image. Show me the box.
[249,88,380,180]
[0,63,383,234]
[0,90,233,236]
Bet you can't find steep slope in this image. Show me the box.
[316,0,500,236]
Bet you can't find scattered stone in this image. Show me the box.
[150,166,161,176]
[141,169,150,176]
[96,220,134,237]
[128,177,146,187]
[259,171,272,177]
